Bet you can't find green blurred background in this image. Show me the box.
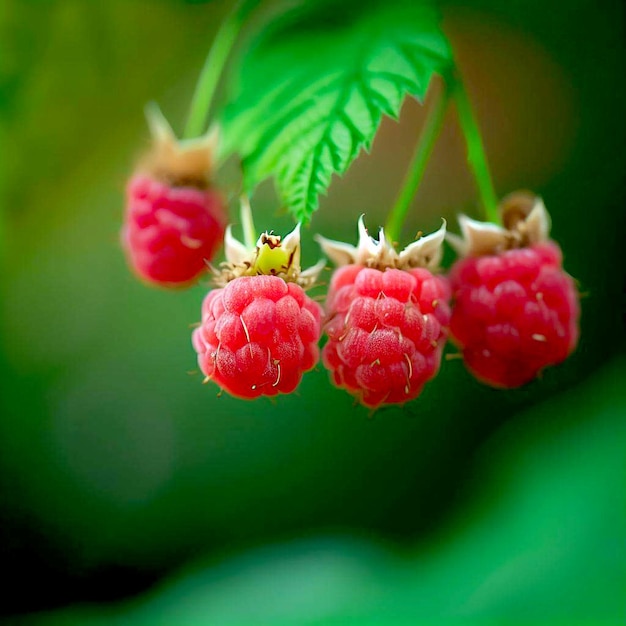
[1,0,625,623]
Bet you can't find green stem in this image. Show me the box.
[183,1,244,139]
[450,65,500,224]
[240,195,257,249]
[385,82,450,243]
[0,126,5,281]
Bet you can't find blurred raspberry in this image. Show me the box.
[449,241,579,387]
[123,174,225,287]
[121,104,225,288]
[447,191,580,388]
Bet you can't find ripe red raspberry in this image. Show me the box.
[121,105,226,288]
[192,275,322,398]
[123,174,225,287]
[318,217,450,408]
[192,213,325,399]
[448,192,580,388]
[323,265,450,408]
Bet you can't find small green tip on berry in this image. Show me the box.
[254,232,295,275]
[213,199,325,288]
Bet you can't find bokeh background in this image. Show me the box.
[1,0,625,623]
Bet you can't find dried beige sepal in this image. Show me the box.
[316,215,446,271]
[136,103,219,188]
[447,191,551,257]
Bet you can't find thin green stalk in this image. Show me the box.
[240,195,257,249]
[0,126,5,282]
[450,66,500,224]
[385,82,450,243]
[183,1,244,139]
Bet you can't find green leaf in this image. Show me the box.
[220,0,452,222]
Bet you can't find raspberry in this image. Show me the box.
[192,212,325,399]
[122,174,225,287]
[323,265,450,408]
[121,105,226,288]
[317,217,450,408]
[449,241,579,387]
[447,192,580,388]
[192,275,322,398]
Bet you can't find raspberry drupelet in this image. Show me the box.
[447,191,580,388]
[122,105,226,288]
[317,217,451,409]
[192,209,325,399]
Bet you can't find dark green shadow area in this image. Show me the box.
[13,356,626,625]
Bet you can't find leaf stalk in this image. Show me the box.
[240,195,257,250]
[450,65,500,224]
[183,1,246,139]
[385,81,450,244]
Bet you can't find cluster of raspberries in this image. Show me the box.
[121,113,580,409]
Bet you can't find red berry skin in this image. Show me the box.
[192,275,323,399]
[122,174,226,288]
[322,265,451,409]
[449,241,580,388]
